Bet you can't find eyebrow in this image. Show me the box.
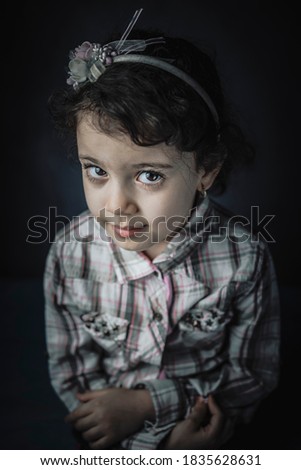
[79,155,174,169]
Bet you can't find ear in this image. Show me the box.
[197,165,222,192]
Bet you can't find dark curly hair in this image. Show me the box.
[48,28,254,194]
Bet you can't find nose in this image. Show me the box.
[105,182,138,217]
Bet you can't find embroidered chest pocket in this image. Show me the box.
[81,312,129,354]
[56,278,130,355]
[178,282,236,352]
[179,307,229,350]
[178,281,237,350]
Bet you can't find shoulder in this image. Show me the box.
[45,209,115,281]
[194,198,274,285]
[53,208,95,243]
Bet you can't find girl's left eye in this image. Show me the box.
[82,164,107,182]
[137,171,164,186]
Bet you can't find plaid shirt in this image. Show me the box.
[43,196,280,449]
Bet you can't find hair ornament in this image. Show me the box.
[67,8,165,88]
[66,8,220,127]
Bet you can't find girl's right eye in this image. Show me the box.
[82,164,107,183]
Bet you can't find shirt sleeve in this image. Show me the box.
[43,239,109,413]
[125,243,280,449]
[210,246,280,422]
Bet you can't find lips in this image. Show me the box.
[112,224,148,238]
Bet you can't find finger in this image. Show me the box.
[186,397,209,429]
[205,395,224,437]
[77,390,104,401]
[207,394,223,421]
[65,403,92,423]
[89,436,111,450]
[72,414,98,432]
[207,394,222,416]
[82,425,104,442]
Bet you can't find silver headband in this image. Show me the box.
[67,8,220,127]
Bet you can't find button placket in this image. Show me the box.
[150,281,167,326]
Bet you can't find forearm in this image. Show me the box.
[48,356,108,412]
[137,378,190,427]
[65,387,156,449]
[121,378,191,449]
[46,318,109,412]
[122,358,277,450]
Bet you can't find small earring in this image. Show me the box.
[201,184,207,198]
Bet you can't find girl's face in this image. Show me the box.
[77,114,218,260]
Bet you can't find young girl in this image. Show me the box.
[44,8,280,450]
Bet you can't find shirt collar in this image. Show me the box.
[95,195,212,283]
[153,195,212,272]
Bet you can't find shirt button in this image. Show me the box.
[154,270,163,281]
[153,312,163,322]
[135,383,146,390]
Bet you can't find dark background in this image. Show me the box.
[1,0,300,449]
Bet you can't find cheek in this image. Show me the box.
[83,184,103,214]
[160,189,196,218]
[82,176,90,196]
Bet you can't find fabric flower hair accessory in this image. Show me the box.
[66,9,165,89]
[65,8,220,128]
[67,42,119,88]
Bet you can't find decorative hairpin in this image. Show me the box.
[67,8,165,89]
[66,7,220,127]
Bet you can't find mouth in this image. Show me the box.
[111,224,148,238]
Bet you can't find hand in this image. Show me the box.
[161,395,224,449]
[65,388,155,449]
